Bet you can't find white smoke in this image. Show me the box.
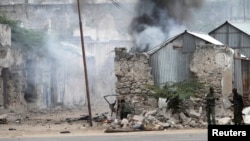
[133,26,166,52]
[131,0,204,52]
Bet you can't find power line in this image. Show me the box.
[110,0,135,16]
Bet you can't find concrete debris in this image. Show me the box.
[242,106,250,124]
[0,114,8,124]
[217,117,232,125]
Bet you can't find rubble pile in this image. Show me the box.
[103,98,208,132]
[110,46,240,132]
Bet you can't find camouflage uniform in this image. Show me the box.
[120,99,132,119]
[205,87,216,125]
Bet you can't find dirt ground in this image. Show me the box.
[0,104,111,138]
[0,104,207,138]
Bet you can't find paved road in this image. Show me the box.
[0,130,207,141]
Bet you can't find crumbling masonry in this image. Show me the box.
[114,47,157,114]
[114,45,235,128]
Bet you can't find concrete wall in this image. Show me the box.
[0,24,11,109]
[0,24,27,111]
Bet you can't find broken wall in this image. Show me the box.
[0,24,27,111]
[190,44,234,117]
[114,47,157,114]
[114,45,235,126]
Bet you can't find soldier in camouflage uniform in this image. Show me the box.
[120,99,133,120]
[205,87,216,125]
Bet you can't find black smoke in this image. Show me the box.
[131,0,203,53]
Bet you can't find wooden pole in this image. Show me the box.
[77,0,93,126]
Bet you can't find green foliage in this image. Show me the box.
[147,78,205,113]
[0,12,18,27]
[0,12,46,51]
[148,79,204,100]
[11,25,46,50]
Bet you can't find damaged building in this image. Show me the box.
[114,30,237,127]
[0,24,27,111]
[209,21,250,106]
[0,1,135,112]
[147,30,234,110]
[1,0,250,129]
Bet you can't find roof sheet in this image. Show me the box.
[147,30,224,55]
[228,21,250,36]
[187,31,224,46]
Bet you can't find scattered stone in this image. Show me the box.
[15,119,21,124]
[121,118,129,128]
[54,122,62,124]
[60,131,70,134]
[145,109,158,117]
[0,114,8,124]
[132,115,144,122]
[8,128,16,131]
[217,117,231,125]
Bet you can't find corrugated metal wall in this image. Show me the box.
[210,23,250,57]
[150,42,185,86]
[149,34,206,87]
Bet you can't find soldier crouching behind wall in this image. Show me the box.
[117,98,134,120]
[120,99,133,120]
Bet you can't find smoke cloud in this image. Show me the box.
[131,0,203,52]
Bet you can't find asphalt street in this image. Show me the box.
[0,130,207,141]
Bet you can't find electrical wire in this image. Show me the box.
[110,0,135,16]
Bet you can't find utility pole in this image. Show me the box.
[77,0,93,126]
